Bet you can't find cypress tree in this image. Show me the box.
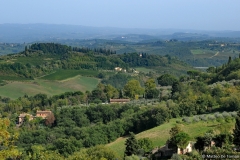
[228,56,232,65]
[124,132,139,156]
[233,111,240,149]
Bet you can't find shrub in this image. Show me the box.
[214,112,220,117]
[201,116,208,122]
[225,117,233,123]
[230,111,238,117]
[193,116,200,122]
[215,113,223,119]
[199,114,206,120]
[222,111,230,118]
[176,120,182,124]
[216,118,225,123]
[182,117,191,123]
[208,115,216,121]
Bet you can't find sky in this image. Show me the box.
[1,0,240,31]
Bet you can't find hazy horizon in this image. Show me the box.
[1,0,240,31]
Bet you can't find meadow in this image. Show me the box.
[135,67,154,73]
[0,54,60,65]
[106,116,235,158]
[41,69,99,80]
[191,49,216,55]
[0,76,99,99]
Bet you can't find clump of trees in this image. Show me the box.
[157,74,178,86]
[124,132,153,159]
[233,111,240,150]
[0,118,20,159]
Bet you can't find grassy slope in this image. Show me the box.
[106,118,235,158]
[41,69,99,80]
[0,76,99,99]
[135,67,154,73]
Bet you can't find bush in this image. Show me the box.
[201,116,208,122]
[199,114,206,120]
[230,111,238,117]
[216,118,225,123]
[208,115,216,121]
[215,113,223,119]
[193,116,200,122]
[182,117,191,123]
[176,120,182,124]
[222,111,230,118]
[214,112,220,117]
[225,117,233,123]
[199,115,207,121]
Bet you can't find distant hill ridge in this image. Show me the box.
[1,24,240,43]
[0,43,190,80]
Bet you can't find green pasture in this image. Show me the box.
[106,117,235,158]
[41,69,99,80]
[0,76,30,81]
[135,67,154,73]
[16,56,56,65]
[191,49,216,55]
[0,76,99,99]
[0,54,60,65]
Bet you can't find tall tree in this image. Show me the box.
[0,118,20,159]
[145,78,159,99]
[169,125,182,138]
[124,132,139,157]
[157,74,178,86]
[228,56,232,65]
[138,138,153,153]
[123,80,144,99]
[233,111,240,149]
[173,132,190,153]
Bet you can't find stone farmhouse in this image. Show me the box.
[36,110,52,119]
[153,141,195,159]
[177,142,194,154]
[18,110,53,125]
[18,113,34,125]
[114,67,122,71]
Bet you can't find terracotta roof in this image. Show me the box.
[36,110,52,114]
[110,99,130,102]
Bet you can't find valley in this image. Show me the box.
[1,42,240,160]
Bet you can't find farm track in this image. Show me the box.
[36,71,56,79]
[209,51,219,58]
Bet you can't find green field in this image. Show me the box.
[135,67,154,73]
[0,76,30,81]
[0,54,60,65]
[106,117,235,158]
[191,49,216,55]
[0,76,99,99]
[41,69,99,80]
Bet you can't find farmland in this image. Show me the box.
[40,69,99,80]
[0,76,99,99]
